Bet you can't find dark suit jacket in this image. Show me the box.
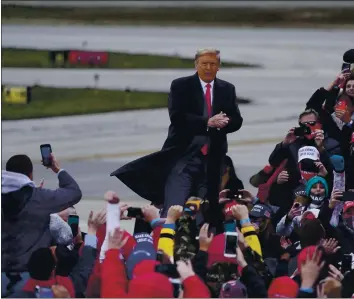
[111,73,243,206]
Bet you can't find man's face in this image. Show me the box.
[346,79,354,98]
[299,113,318,127]
[310,182,326,197]
[195,53,220,83]
[299,113,321,140]
[343,207,354,230]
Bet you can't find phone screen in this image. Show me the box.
[68,215,79,237]
[35,287,54,298]
[342,62,351,71]
[342,254,352,273]
[224,233,238,256]
[127,207,144,218]
[40,144,52,167]
[341,191,354,202]
[223,220,236,232]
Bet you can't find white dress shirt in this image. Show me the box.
[199,78,214,105]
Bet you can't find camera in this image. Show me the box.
[294,126,311,137]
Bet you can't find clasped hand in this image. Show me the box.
[208,112,229,128]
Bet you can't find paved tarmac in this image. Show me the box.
[2,24,350,232]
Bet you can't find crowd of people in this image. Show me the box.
[2,52,354,298]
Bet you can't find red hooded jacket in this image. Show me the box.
[101,249,210,298]
[85,223,136,297]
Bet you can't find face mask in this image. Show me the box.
[309,195,325,208]
[301,171,317,181]
[344,215,354,230]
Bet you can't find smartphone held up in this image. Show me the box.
[40,144,52,167]
[68,214,79,237]
[125,207,144,218]
[224,231,238,258]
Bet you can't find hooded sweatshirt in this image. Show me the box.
[1,170,82,272]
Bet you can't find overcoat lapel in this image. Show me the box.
[192,73,206,115]
[212,78,222,116]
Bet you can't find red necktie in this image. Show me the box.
[201,83,212,155]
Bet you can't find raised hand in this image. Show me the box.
[300,248,325,289]
[277,171,289,184]
[107,227,128,250]
[87,209,106,235]
[176,259,195,281]
[198,223,214,251]
[320,238,341,255]
[283,127,296,145]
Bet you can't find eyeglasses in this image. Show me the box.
[346,84,354,89]
[300,121,317,126]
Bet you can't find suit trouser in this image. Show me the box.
[161,152,207,219]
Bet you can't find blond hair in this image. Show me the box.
[322,278,342,298]
[195,48,221,63]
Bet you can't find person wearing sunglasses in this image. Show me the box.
[269,109,335,199]
[305,72,354,190]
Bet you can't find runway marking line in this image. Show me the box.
[35,136,282,163]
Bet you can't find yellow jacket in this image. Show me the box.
[241,225,262,257]
[157,225,175,259]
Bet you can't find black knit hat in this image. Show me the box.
[27,248,55,280]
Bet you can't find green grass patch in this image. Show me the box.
[2,5,354,28]
[2,87,169,120]
[1,48,255,69]
[2,86,252,120]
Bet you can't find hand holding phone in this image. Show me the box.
[40,144,61,173]
[341,254,353,274]
[224,231,238,258]
[40,144,52,167]
[68,215,79,237]
[340,191,354,202]
[126,207,144,218]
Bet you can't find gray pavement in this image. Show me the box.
[2,25,351,71]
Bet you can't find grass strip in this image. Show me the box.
[2,48,255,69]
[2,86,251,120]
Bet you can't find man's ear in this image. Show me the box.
[29,173,34,181]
